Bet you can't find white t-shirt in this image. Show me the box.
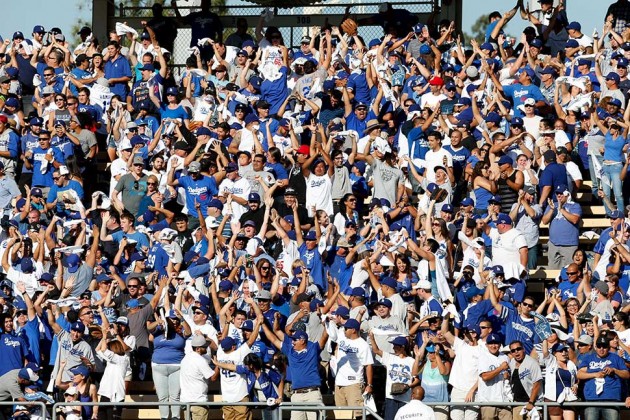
[420,93,447,110]
[393,400,437,420]
[449,337,481,391]
[565,161,583,193]
[305,173,333,217]
[216,344,251,403]
[489,227,527,279]
[423,148,453,183]
[219,176,251,220]
[379,351,415,401]
[182,317,219,354]
[109,158,129,197]
[523,115,543,140]
[477,350,510,402]
[179,351,215,402]
[335,336,374,386]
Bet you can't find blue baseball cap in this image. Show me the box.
[344,319,360,330]
[488,195,501,204]
[289,330,308,341]
[565,39,579,48]
[70,365,90,377]
[498,155,513,166]
[374,298,392,308]
[247,192,261,202]
[219,280,234,291]
[465,286,483,300]
[461,197,474,206]
[381,277,397,289]
[208,198,224,210]
[618,57,629,68]
[530,38,543,49]
[334,306,350,317]
[304,231,317,241]
[485,112,502,123]
[492,265,505,275]
[389,336,408,347]
[66,254,81,273]
[486,333,502,344]
[496,213,512,225]
[480,42,494,51]
[441,204,454,213]
[140,63,155,72]
[126,299,139,309]
[70,322,85,333]
[221,337,236,350]
[566,21,581,31]
[511,117,524,126]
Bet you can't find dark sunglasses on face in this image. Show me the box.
[510,347,523,353]
[521,302,534,308]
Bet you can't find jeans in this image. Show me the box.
[589,154,605,193]
[152,363,181,420]
[527,245,538,270]
[602,162,624,214]
[584,406,619,420]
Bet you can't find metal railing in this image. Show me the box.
[0,401,47,418]
[422,400,630,420]
[49,401,384,420]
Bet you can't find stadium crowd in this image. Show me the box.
[3,0,630,419]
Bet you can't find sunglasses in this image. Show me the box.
[194,311,206,315]
[510,347,523,353]
[480,326,491,329]
[566,271,578,275]
[348,198,357,202]
[521,302,534,308]
[52,176,61,180]
[261,266,270,270]
[127,285,139,288]
[147,182,157,186]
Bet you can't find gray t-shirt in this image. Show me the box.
[64,263,93,297]
[510,202,543,248]
[0,369,23,401]
[371,159,402,206]
[241,168,275,196]
[331,165,352,201]
[75,129,98,158]
[128,303,154,351]
[115,173,148,216]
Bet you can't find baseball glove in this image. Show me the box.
[431,187,448,203]
[341,18,358,36]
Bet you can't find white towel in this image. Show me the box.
[115,22,138,38]
[595,377,605,395]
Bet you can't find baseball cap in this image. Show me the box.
[389,336,408,347]
[606,72,621,83]
[441,204,454,213]
[496,213,512,225]
[344,319,360,330]
[132,156,144,166]
[334,306,351,317]
[221,337,236,350]
[247,192,261,202]
[18,368,39,382]
[70,322,85,334]
[225,162,239,173]
[374,298,392,308]
[595,336,610,348]
[566,21,581,31]
[381,277,397,289]
[415,279,432,290]
[577,334,593,345]
[594,281,609,295]
[289,330,309,341]
[498,155,513,166]
[486,333,502,344]
[461,197,474,206]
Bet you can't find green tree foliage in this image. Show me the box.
[462,13,490,45]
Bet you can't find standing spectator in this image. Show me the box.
[151,309,189,420]
[538,150,568,207]
[440,317,481,420]
[0,115,20,180]
[508,340,542,419]
[104,41,132,99]
[593,113,628,214]
[542,184,583,269]
[369,334,416,419]
[488,213,528,279]
[542,341,578,420]
[478,333,511,420]
[179,335,216,420]
[577,336,630,419]
[262,319,328,420]
[509,186,543,269]
[331,318,374,416]
[488,286,539,355]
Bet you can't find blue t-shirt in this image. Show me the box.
[298,243,326,292]
[104,54,132,98]
[281,335,322,389]
[159,103,189,121]
[178,175,218,217]
[603,132,627,162]
[111,230,150,251]
[347,71,371,105]
[539,163,568,194]
[261,67,289,115]
[579,351,627,401]
[0,332,29,377]
[20,132,40,174]
[47,180,85,213]
[502,83,546,116]
[152,330,186,364]
[546,202,582,246]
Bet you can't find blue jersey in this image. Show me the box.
[20,132,39,174]
[299,244,327,293]
[178,175,218,217]
[499,305,539,354]
[579,352,627,401]
[147,243,170,277]
[0,332,30,377]
[503,83,546,116]
[30,147,65,187]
